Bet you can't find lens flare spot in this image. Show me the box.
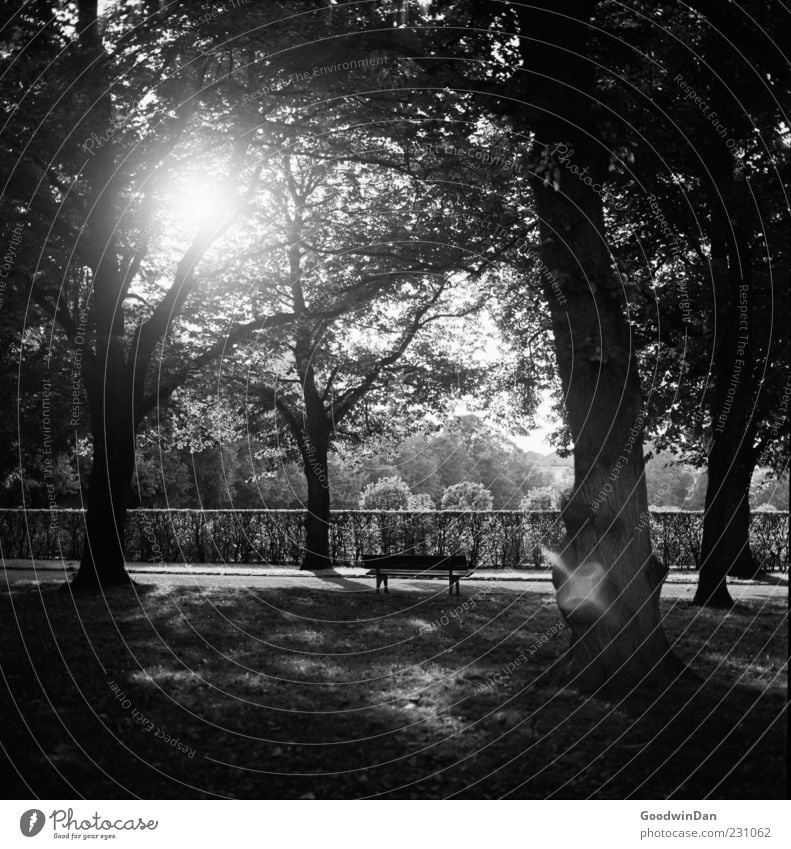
[544,547,609,618]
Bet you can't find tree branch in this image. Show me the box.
[333,283,447,422]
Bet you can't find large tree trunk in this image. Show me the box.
[72,353,137,590]
[680,6,772,605]
[695,442,757,607]
[696,350,761,603]
[514,0,675,691]
[285,227,335,570]
[695,214,760,605]
[74,432,135,589]
[300,432,333,570]
[532,169,673,691]
[70,0,137,590]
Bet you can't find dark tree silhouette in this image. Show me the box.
[491,0,676,689]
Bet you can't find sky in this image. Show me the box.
[514,404,558,455]
[515,429,554,455]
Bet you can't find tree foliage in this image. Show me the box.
[441,481,494,511]
[359,476,412,510]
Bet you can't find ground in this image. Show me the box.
[0,572,786,799]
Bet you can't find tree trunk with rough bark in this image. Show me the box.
[71,0,136,590]
[513,0,675,691]
[299,430,333,570]
[696,340,761,605]
[695,443,758,607]
[293,318,334,570]
[73,364,136,589]
[531,163,673,690]
[695,214,760,605]
[684,7,769,603]
[694,210,758,608]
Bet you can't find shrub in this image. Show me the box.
[359,476,411,510]
[407,492,435,511]
[441,481,494,511]
[520,485,561,511]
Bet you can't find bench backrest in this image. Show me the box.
[361,553,468,571]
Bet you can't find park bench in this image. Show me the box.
[362,553,472,595]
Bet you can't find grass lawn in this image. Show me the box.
[0,579,786,799]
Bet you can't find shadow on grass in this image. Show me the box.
[304,568,371,592]
[0,582,785,799]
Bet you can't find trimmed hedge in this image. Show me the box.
[1,508,788,571]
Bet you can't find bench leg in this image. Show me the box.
[449,575,454,596]
[384,576,389,593]
[376,575,382,593]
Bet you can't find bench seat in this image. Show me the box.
[362,554,471,595]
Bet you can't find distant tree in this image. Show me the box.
[396,430,474,497]
[750,471,790,512]
[441,481,494,511]
[393,417,545,507]
[644,453,701,509]
[326,450,368,510]
[407,492,436,511]
[520,486,561,511]
[359,476,412,510]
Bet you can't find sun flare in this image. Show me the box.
[169,175,236,232]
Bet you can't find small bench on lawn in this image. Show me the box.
[362,553,472,595]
